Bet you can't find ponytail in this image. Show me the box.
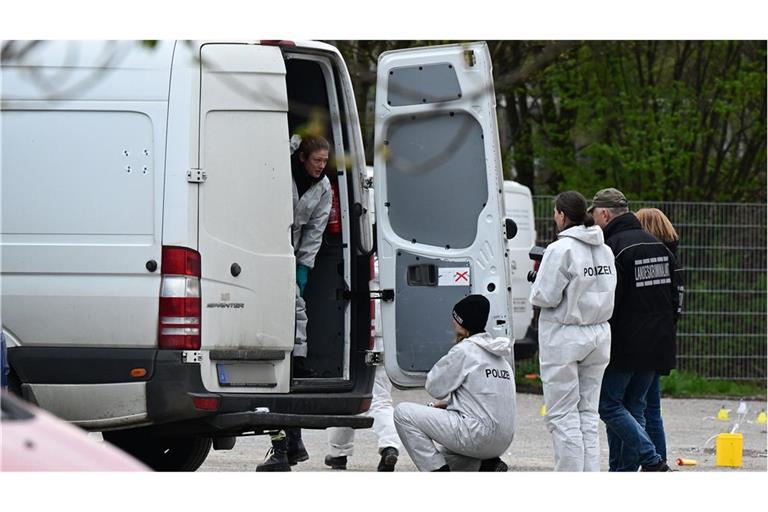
[555,191,592,227]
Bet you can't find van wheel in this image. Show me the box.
[103,430,212,471]
[7,368,23,398]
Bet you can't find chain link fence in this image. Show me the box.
[521,196,767,381]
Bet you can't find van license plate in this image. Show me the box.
[216,362,277,388]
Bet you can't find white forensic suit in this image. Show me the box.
[529,224,617,471]
[292,174,332,357]
[327,318,400,458]
[326,367,401,458]
[393,333,516,471]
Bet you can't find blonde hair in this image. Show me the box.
[636,208,679,243]
[453,321,470,344]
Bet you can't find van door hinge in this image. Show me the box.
[365,350,383,366]
[337,289,394,302]
[371,289,394,302]
[182,351,203,363]
[187,169,207,183]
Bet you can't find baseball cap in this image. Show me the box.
[587,188,628,213]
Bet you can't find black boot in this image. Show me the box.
[324,455,348,470]
[377,447,398,472]
[641,460,672,472]
[479,457,508,472]
[255,435,291,472]
[286,427,309,466]
[293,357,318,379]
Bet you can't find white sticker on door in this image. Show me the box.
[438,267,471,286]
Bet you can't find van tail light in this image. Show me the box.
[192,396,220,411]
[358,398,372,413]
[369,255,377,350]
[159,246,201,350]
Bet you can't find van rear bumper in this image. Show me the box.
[9,346,374,432]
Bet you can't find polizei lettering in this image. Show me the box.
[584,265,612,277]
[634,256,671,287]
[485,368,511,380]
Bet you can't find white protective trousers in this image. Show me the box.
[326,365,401,456]
[393,403,510,472]
[293,284,308,357]
[291,174,331,359]
[539,323,610,471]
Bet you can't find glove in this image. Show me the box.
[296,264,310,296]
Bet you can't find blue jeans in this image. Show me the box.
[611,372,667,470]
[644,373,667,461]
[599,367,661,470]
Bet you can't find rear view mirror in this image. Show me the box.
[505,218,518,240]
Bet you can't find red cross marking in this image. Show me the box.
[454,271,469,283]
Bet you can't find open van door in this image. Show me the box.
[373,42,512,388]
[196,43,296,394]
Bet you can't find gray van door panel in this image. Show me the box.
[384,112,488,248]
[395,251,470,371]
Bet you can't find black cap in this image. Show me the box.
[452,294,490,335]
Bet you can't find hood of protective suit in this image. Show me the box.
[557,225,605,246]
[467,332,512,358]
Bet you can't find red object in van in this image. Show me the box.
[327,180,342,235]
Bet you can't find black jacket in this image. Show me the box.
[603,213,682,373]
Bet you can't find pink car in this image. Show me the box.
[1,392,148,471]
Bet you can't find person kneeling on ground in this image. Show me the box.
[393,295,516,472]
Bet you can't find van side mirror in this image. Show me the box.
[505,218,518,240]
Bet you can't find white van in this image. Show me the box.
[503,180,538,360]
[1,40,515,470]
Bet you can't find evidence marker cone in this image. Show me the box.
[717,405,729,421]
[540,404,547,417]
[757,410,767,425]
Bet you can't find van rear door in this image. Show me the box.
[373,42,512,387]
[196,43,295,394]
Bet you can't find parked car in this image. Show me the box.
[1,391,148,471]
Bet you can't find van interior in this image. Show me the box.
[284,52,362,386]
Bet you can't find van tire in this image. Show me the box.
[7,368,23,398]
[103,430,212,471]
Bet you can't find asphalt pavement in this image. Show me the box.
[199,389,768,472]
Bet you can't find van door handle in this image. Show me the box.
[407,264,438,287]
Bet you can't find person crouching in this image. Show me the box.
[393,295,516,472]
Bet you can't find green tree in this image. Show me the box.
[332,40,766,203]
[508,41,767,202]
